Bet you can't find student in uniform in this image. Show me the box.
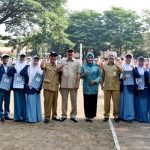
[10,52,27,122]
[0,54,13,122]
[20,55,43,123]
[119,54,140,123]
[134,56,149,122]
[80,52,102,122]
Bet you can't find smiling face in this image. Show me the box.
[2,57,9,65]
[125,56,132,64]
[138,59,144,67]
[33,58,39,66]
[67,50,74,60]
[87,54,93,64]
[20,55,26,62]
[50,55,57,64]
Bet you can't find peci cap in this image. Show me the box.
[66,48,74,52]
[50,51,58,57]
[1,53,9,59]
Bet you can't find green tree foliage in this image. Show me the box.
[1,0,72,56]
[66,7,145,57]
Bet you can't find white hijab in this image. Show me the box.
[137,66,144,75]
[122,63,133,71]
[14,57,27,73]
[28,60,43,86]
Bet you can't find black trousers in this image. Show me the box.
[84,94,98,119]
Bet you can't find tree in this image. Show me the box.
[66,10,106,56]
[1,0,73,56]
[102,7,144,56]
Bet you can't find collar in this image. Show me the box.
[66,58,75,62]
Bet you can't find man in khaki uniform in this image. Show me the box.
[102,53,122,122]
[58,49,81,123]
[41,51,60,123]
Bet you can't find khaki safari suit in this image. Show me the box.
[42,62,60,119]
[58,58,81,119]
[102,63,122,118]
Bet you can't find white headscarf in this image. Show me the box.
[122,63,133,71]
[14,57,27,73]
[137,66,144,75]
[28,59,43,86]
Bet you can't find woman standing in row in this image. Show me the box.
[81,52,102,122]
[20,56,43,123]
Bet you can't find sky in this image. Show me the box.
[66,0,150,12]
[1,0,150,35]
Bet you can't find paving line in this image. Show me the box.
[109,119,121,150]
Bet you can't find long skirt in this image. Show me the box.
[26,94,42,123]
[119,86,134,121]
[14,90,26,121]
[135,89,148,122]
[84,94,97,119]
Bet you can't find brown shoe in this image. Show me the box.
[103,118,109,122]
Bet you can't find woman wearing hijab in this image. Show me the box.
[134,56,149,122]
[119,54,140,123]
[80,52,102,122]
[10,52,27,121]
[20,56,43,123]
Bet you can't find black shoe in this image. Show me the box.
[60,117,67,122]
[52,117,60,121]
[103,118,109,122]
[114,118,120,122]
[126,120,132,123]
[1,117,5,122]
[4,117,13,120]
[44,118,49,123]
[70,118,78,123]
[88,118,93,122]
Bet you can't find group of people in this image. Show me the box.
[0,48,150,124]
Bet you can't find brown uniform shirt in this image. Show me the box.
[102,63,122,90]
[42,62,60,91]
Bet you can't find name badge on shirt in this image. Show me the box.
[113,72,116,76]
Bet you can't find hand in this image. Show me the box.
[74,84,79,90]
[89,80,96,86]
[148,80,150,84]
[101,85,104,91]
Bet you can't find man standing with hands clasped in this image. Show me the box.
[102,53,122,122]
[58,48,81,123]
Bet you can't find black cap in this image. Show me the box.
[50,51,58,57]
[66,48,74,52]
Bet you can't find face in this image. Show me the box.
[50,55,57,64]
[138,60,144,67]
[88,55,93,64]
[2,57,9,65]
[33,58,39,65]
[108,56,114,64]
[67,51,74,59]
[20,55,25,62]
[125,57,132,64]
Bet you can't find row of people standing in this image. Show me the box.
[1,50,150,124]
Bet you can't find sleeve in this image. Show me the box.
[80,65,84,79]
[7,67,16,77]
[133,67,140,78]
[94,66,102,84]
[77,61,81,74]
